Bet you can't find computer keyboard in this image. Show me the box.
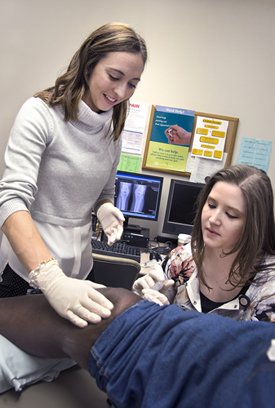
[91,240,141,263]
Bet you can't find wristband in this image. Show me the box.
[29,257,56,289]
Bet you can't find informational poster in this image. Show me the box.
[237,137,272,172]
[121,103,150,154]
[191,116,228,161]
[143,105,195,173]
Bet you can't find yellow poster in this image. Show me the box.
[146,142,189,172]
[143,105,195,173]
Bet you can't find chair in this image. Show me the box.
[87,253,141,290]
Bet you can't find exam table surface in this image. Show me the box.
[0,365,110,407]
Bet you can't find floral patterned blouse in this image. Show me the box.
[161,242,275,322]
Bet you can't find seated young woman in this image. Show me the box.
[133,165,275,322]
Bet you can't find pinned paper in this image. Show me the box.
[121,103,150,154]
[189,154,227,184]
[237,137,272,172]
[117,154,141,173]
[191,116,228,161]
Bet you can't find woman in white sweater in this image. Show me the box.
[0,22,147,327]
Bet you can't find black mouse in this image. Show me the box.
[149,252,162,262]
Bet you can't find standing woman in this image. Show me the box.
[133,165,275,322]
[0,22,147,327]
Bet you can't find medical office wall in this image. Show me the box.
[0,0,274,240]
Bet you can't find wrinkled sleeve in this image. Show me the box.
[248,255,275,322]
[251,279,275,323]
[94,135,122,207]
[162,243,194,280]
[0,98,52,227]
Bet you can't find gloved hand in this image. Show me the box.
[97,203,125,246]
[142,288,170,305]
[132,264,174,296]
[29,260,114,328]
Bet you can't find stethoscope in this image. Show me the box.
[239,294,251,311]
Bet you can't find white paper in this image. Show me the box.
[191,116,228,161]
[185,152,195,173]
[189,153,227,184]
[121,103,150,154]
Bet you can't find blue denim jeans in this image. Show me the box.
[89,300,275,408]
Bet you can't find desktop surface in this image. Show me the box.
[92,228,174,274]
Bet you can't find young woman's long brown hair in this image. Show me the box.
[191,165,275,288]
[35,22,147,141]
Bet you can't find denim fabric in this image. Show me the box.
[89,299,275,408]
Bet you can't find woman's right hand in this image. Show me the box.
[165,125,192,145]
[29,260,114,328]
[132,264,174,297]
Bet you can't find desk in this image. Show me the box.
[139,241,173,275]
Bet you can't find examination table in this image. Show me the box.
[0,365,110,407]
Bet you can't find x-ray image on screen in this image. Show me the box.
[117,182,147,213]
[116,182,132,211]
[114,171,163,228]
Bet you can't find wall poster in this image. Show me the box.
[142,105,195,174]
[143,108,239,176]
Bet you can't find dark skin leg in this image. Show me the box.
[0,288,141,370]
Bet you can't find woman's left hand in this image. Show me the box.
[97,203,125,245]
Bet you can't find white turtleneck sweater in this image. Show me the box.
[0,97,122,281]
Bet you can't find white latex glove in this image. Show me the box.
[132,264,174,296]
[142,289,170,305]
[97,202,125,246]
[29,260,114,328]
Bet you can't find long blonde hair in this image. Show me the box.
[35,22,147,141]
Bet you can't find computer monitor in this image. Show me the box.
[114,171,163,232]
[162,179,205,237]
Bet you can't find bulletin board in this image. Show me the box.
[142,107,239,176]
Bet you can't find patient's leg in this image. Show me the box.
[0,288,140,370]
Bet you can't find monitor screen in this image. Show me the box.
[114,171,163,231]
[162,179,205,237]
